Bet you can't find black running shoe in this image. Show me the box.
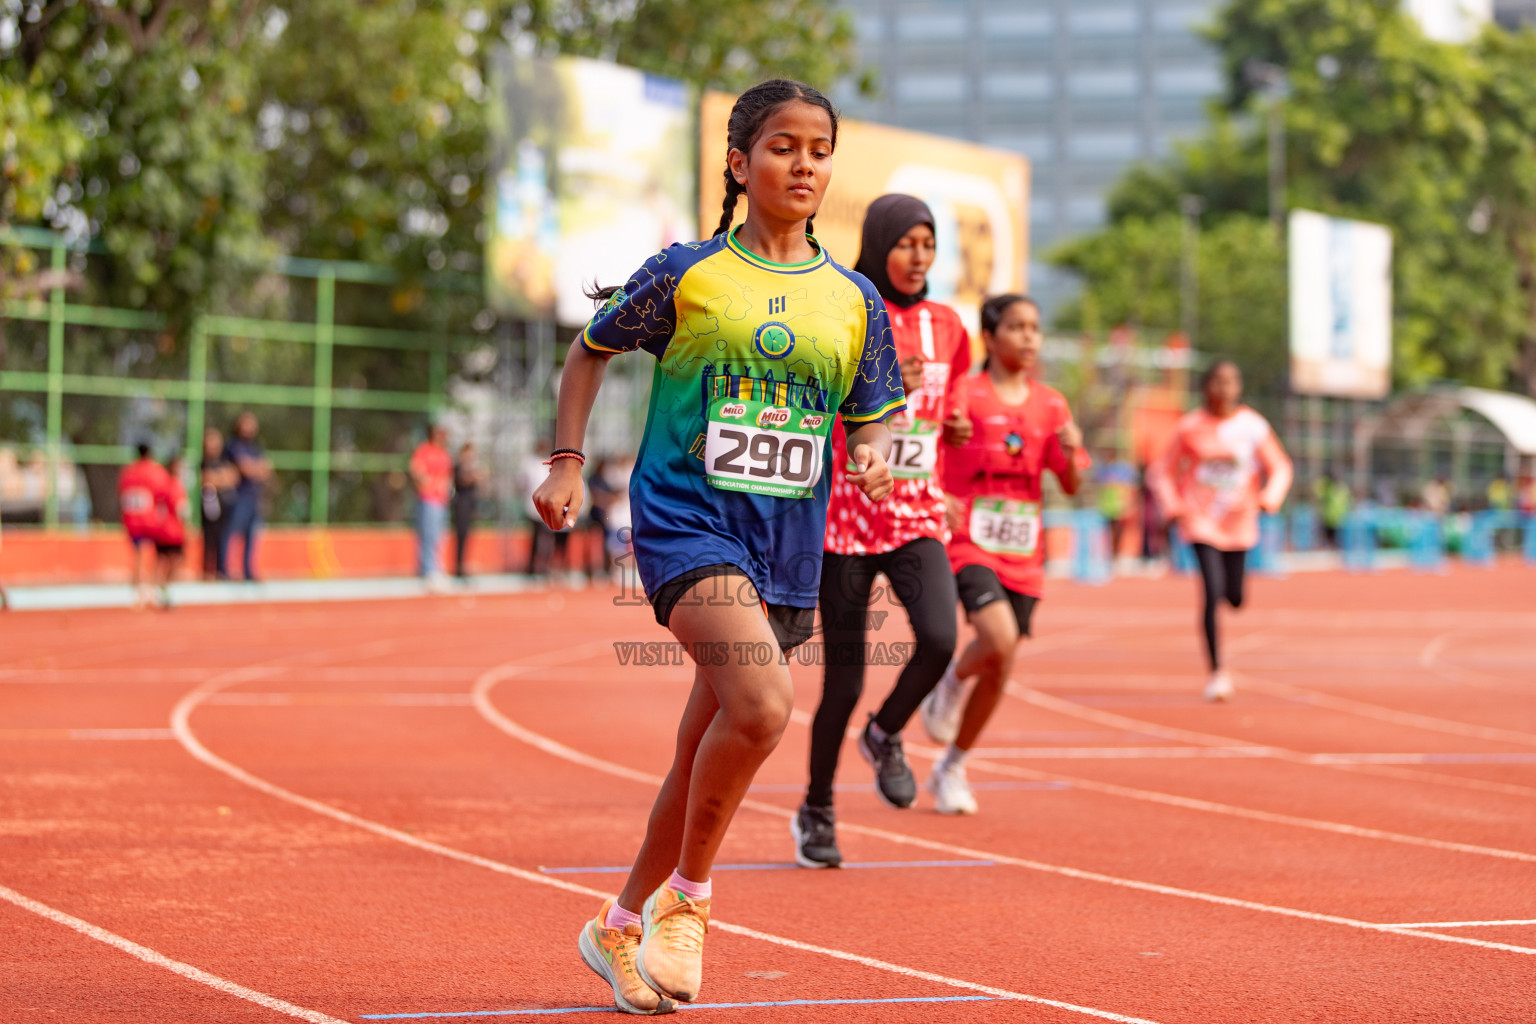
[858,714,917,809]
[792,803,842,868]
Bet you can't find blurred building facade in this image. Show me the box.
[834,0,1225,318]
[1493,0,1536,27]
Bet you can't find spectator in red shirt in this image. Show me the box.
[410,424,453,582]
[152,454,189,607]
[119,443,169,609]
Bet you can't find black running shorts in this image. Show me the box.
[954,563,1037,637]
[651,562,816,653]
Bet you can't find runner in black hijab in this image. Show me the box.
[854,194,935,308]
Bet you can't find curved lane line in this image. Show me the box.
[0,883,348,1024]
[1010,684,1536,799]
[172,653,1165,1024]
[470,663,1536,958]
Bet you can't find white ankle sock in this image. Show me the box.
[939,744,969,771]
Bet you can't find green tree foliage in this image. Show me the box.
[2,0,856,329]
[1052,213,1288,396]
[1049,0,1536,396]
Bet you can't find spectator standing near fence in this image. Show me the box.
[222,412,272,582]
[199,427,238,580]
[119,443,168,608]
[451,442,486,579]
[1149,360,1292,702]
[410,424,453,585]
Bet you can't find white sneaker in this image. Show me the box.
[1204,671,1234,702]
[920,663,965,745]
[927,760,978,815]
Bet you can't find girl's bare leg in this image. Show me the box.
[952,601,1020,751]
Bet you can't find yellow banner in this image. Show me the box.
[699,91,1029,330]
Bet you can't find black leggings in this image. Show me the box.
[807,537,958,808]
[1193,543,1247,670]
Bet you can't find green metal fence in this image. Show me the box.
[1,224,490,528]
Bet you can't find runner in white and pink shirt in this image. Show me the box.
[1149,359,1293,701]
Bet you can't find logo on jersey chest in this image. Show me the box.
[753,320,795,359]
[768,295,787,315]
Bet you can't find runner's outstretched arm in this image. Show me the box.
[534,340,610,530]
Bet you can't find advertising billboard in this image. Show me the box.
[699,91,1030,333]
[486,54,697,325]
[1288,209,1393,399]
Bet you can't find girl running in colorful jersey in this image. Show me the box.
[794,194,971,868]
[1147,359,1292,701]
[534,80,904,1015]
[919,294,1089,815]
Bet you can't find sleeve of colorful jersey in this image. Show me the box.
[838,294,907,424]
[580,249,680,357]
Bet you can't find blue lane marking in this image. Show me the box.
[360,995,994,1018]
[539,859,994,874]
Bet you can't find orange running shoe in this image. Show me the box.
[637,883,710,1002]
[578,898,676,1015]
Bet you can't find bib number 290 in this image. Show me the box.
[704,400,828,499]
[711,429,818,484]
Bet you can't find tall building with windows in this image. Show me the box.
[834,0,1225,317]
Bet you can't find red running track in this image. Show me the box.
[2,564,1535,1022]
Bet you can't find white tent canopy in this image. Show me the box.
[1455,387,1536,456]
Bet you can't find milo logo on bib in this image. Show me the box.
[757,407,792,428]
[705,394,831,499]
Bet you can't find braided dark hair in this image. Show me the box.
[713,78,839,237]
[979,293,1039,371]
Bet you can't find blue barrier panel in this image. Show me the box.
[1072,509,1112,585]
[1464,511,1497,568]
[1524,514,1536,565]
[1289,504,1319,552]
[1169,526,1195,574]
[1341,510,1376,572]
[1407,511,1445,573]
[1253,513,1287,577]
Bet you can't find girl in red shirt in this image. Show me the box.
[920,294,1089,814]
[795,194,972,867]
[153,454,190,607]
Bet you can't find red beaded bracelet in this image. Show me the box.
[543,450,586,467]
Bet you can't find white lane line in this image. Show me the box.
[1234,675,1536,747]
[0,728,177,741]
[472,663,1536,958]
[202,693,475,707]
[1011,684,1536,799]
[0,882,347,1023]
[1382,919,1536,929]
[897,746,1536,866]
[171,662,1166,1024]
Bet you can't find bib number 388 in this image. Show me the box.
[705,397,829,499]
[969,497,1041,556]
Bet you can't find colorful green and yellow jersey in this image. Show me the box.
[581,228,905,607]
